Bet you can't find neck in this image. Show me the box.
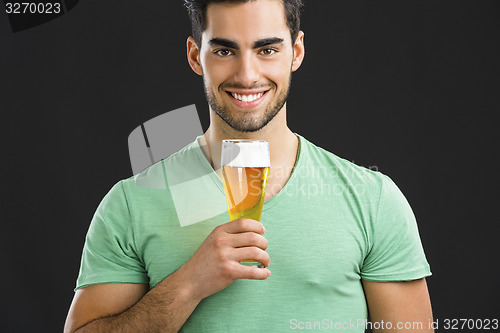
[200,104,298,174]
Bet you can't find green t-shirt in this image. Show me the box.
[76,134,431,332]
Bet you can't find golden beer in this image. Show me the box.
[222,166,270,222]
[221,140,270,266]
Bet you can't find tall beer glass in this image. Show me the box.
[221,140,270,266]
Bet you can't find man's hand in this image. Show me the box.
[177,218,271,301]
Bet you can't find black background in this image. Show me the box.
[1,1,499,332]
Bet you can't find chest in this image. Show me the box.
[144,198,370,330]
[139,194,368,292]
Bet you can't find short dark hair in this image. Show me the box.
[183,0,304,48]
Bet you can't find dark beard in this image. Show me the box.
[204,74,292,133]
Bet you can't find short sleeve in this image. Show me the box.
[360,175,432,281]
[75,181,149,291]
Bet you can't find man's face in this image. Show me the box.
[198,0,298,132]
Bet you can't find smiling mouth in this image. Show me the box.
[225,89,270,106]
[229,91,265,102]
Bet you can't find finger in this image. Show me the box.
[232,247,271,268]
[229,232,268,250]
[223,219,266,235]
[232,265,271,281]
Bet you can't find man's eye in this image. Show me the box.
[215,49,233,56]
[260,48,277,56]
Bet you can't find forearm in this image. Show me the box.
[75,272,200,333]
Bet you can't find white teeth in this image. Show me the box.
[231,92,264,102]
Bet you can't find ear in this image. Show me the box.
[187,36,203,76]
[291,31,305,72]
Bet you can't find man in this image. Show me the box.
[65,0,433,332]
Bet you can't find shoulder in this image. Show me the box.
[297,134,386,195]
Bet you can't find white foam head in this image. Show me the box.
[221,140,270,167]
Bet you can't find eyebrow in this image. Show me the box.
[208,37,284,49]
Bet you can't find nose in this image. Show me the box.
[234,52,261,86]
